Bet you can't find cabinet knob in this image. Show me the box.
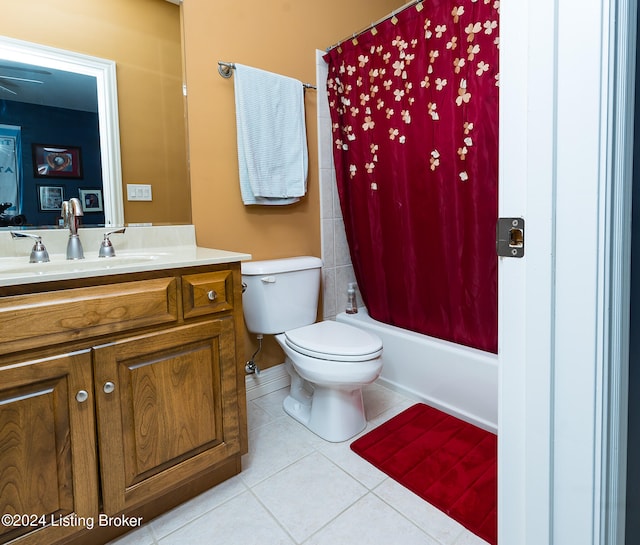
[103,381,116,394]
[76,390,89,403]
[207,290,217,302]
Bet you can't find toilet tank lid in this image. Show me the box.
[241,256,323,276]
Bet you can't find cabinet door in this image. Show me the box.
[93,319,240,514]
[0,351,99,545]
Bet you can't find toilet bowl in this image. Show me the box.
[276,320,383,442]
[241,256,384,442]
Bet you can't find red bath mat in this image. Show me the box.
[351,403,497,545]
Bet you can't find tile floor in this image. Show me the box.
[107,382,490,545]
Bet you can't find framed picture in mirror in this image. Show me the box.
[37,185,64,212]
[33,144,83,178]
[79,188,103,212]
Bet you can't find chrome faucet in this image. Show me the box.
[62,198,85,260]
[99,227,126,257]
[10,231,50,263]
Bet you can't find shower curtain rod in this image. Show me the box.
[326,0,424,51]
[217,61,317,89]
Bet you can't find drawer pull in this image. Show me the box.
[103,381,116,394]
[76,390,89,403]
[207,290,218,302]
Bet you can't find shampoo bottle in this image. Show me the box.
[346,283,358,314]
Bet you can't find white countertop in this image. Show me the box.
[0,225,252,287]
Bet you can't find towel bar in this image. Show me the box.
[217,61,316,89]
[218,61,235,78]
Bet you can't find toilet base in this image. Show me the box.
[283,381,367,443]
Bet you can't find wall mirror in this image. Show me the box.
[0,36,123,228]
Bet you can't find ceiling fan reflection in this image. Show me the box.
[0,75,44,95]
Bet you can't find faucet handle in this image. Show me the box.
[10,231,50,263]
[99,227,126,258]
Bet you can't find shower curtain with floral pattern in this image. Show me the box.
[325,0,499,353]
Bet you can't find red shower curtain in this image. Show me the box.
[325,0,499,353]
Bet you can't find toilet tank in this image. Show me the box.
[241,256,322,334]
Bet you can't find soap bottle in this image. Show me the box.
[346,283,358,314]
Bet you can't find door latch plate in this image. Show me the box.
[497,217,525,258]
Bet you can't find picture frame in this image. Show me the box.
[79,188,104,212]
[37,185,64,212]
[32,144,83,179]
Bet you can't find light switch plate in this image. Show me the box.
[127,184,152,201]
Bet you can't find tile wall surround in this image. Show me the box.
[316,50,359,321]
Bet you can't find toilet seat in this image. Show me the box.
[284,321,383,362]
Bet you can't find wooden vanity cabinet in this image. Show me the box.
[94,319,240,515]
[0,263,247,545]
[0,351,99,545]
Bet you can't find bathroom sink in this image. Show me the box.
[0,225,251,288]
[0,253,167,277]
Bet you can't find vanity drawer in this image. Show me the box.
[0,277,178,355]
[182,271,233,319]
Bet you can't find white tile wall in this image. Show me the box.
[315,50,359,320]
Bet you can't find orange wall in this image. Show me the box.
[1,0,190,225]
[182,0,401,258]
[182,0,401,367]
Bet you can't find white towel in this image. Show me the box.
[233,64,308,205]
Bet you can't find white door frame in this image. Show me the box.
[498,0,635,543]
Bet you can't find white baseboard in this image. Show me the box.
[245,363,290,401]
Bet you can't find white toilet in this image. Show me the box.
[241,256,383,442]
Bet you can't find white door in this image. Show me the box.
[498,1,633,543]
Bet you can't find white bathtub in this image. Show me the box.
[337,309,498,433]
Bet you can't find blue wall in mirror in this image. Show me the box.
[0,99,104,226]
